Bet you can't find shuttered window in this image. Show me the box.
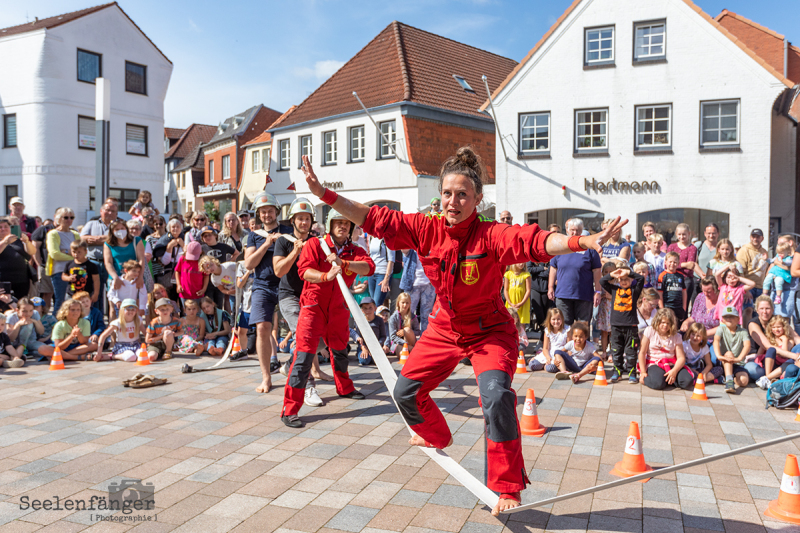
[126,124,147,155]
[78,116,96,149]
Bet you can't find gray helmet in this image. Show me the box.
[326,208,353,236]
[284,197,315,223]
[252,192,280,218]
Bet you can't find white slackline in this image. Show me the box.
[505,429,800,514]
[319,238,500,509]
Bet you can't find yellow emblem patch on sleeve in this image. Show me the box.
[460,260,480,285]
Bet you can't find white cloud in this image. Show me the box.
[293,59,345,80]
[188,18,201,33]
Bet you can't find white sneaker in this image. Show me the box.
[304,386,323,407]
[756,376,770,390]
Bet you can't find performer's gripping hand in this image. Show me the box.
[580,216,628,252]
[301,155,324,198]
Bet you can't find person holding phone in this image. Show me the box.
[0,217,35,300]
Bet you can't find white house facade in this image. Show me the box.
[0,3,172,223]
[488,0,798,244]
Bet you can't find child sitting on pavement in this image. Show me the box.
[7,297,44,359]
[713,306,751,393]
[176,299,206,356]
[0,313,24,367]
[538,308,570,372]
[638,308,692,390]
[200,296,231,356]
[145,298,181,360]
[682,322,720,384]
[552,321,601,384]
[352,297,388,365]
[385,292,420,356]
[95,299,145,362]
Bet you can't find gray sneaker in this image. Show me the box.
[725,380,736,393]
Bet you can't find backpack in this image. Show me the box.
[765,373,800,409]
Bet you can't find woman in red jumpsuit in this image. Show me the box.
[301,148,626,515]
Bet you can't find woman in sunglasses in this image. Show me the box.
[46,207,80,314]
[185,213,208,245]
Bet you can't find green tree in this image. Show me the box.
[204,202,220,223]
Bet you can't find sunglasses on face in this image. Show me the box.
[155,223,165,227]
[62,216,75,220]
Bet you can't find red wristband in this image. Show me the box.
[321,188,338,206]
[342,260,350,273]
[568,235,585,252]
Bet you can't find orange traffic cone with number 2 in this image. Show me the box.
[520,388,546,437]
[610,421,652,482]
[765,454,800,524]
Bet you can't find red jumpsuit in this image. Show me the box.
[361,206,552,494]
[282,235,375,416]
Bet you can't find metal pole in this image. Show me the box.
[95,78,111,208]
[352,92,400,159]
[481,75,508,161]
[504,430,800,514]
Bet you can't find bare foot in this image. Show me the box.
[256,379,271,393]
[408,435,453,448]
[491,496,520,516]
[570,374,580,384]
[312,370,334,381]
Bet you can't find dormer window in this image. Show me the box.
[453,75,475,93]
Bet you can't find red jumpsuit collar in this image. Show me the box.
[443,209,478,239]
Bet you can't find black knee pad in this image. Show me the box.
[288,351,314,388]
[331,348,349,374]
[393,375,424,426]
[477,369,518,442]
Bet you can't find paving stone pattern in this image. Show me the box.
[0,357,799,532]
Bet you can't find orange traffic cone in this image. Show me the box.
[515,350,527,374]
[765,454,800,524]
[49,347,65,371]
[135,343,150,366]
[691,373,709,401]
[398,343,409,366]
[593,363,608,386]
[795,403,800,422]
[610,421,652,482]
[520,389,546,437]
[230,334,241,353]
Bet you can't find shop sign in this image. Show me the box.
[198,183,231,194]
[584,178,660,194]
[322,181,343,190]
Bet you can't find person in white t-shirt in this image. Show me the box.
[95,299,144,362]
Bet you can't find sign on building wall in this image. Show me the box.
[584,178,660,194]
[198,183,232,194]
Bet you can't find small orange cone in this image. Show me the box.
[691,373,709,401]
[135,343,150,366]
[610,421,652,482]
[795,403,800,422]
[765,454,800,524]
[593,363,608,386]
[515,350,527,374]
[398,343,409,366]
[49,347,65,371]
[520,389,546,436]
[230,334,242,353]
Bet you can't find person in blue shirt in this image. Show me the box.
[548,218,602,325]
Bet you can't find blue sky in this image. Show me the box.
[2,0,798,127]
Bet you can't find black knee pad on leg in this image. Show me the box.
[393,375,424,426]
[288,351,314,389]
[331,348,349,374]
[477,369,519,443]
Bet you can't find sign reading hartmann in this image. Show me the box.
[584,178,660,194]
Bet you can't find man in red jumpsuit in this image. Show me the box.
[299,151,626,514]
[281,209,375,429]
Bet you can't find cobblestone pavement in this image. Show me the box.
[1,356,799,533]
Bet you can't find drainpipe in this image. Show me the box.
[481,75,508,161]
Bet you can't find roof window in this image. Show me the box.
[453,75,475,93]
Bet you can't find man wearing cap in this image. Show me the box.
[8,197,38,236]
[244,192,293,394]
[280,208,375,428]
[737,229,769,300]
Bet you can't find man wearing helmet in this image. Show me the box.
[280,208,376,428]
[244,192,292,393]
[273,198,333,408]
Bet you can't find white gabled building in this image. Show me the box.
[486,0,799,246]
[0,2,173,223]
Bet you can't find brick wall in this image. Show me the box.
[403,116,497,182]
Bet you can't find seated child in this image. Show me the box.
[384,292,420,356]
[7,297,44,359]
[638,308,693,390]
[763,240,795,305]
[32,297,57,343]
[756,315,797,387]
[682,322,720,384]
[95,299,146,362]
[200,297,231,356]
[0,314,24,367]
[146,298,181,360]
[74,291,106,344]
[537,308,571,371]
[551,321,601,384]
[713,306,751,393]
[37,299,97,361]
[176,299,206,356]
[354,297,388,365]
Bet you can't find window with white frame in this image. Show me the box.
[585,27,614,64]
[279,140,290,170]
[350,126,365,162]
[575,109,608,151]
[701,100,739,146]
[636,104,671,149]
[252,150,259,172]
[379,120,396,159]
[78,115,96,150]
[519,113,550,154]
[324,131,337,165]
[209,159,215,182]
[222,155,230,179]
[262,148,270,171]
[300,135,312,166]
[634,21,666,61]
[125,124,147,155]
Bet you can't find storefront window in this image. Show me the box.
[526,209,605,233]
[637,208,729,244]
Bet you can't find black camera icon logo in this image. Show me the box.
[108,479,155,514]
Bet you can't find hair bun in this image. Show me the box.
[456,146,478,169]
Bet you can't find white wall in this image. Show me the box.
[0,5,172,223]
[493,0,788,242]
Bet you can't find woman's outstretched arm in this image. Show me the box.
[544,217,628,256]
[302,155,369,225]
